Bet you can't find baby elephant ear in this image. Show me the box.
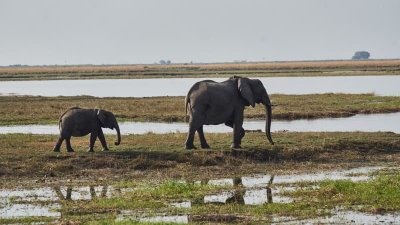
[238,78,255,107]
[97,109,107,126]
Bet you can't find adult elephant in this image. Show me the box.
[53,107,121,152]
[184,76,274,149]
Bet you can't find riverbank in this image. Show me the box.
[1,132,399,183]
[1,132,399,223]
[1,94,400,125]
[1,59,400,80]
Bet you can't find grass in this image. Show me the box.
[1,93,400,125]
[1,59,400,80]
[52,179,326,224]
[0,132,399,181]
[289,173,400,213]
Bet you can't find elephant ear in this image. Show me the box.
[97,110,107,127]
[238,78,255,107]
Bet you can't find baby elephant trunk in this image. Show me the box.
[114,124,121,146]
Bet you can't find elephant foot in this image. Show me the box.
[67,148,74,153]
[53,147,60,152]
[230,143,241,149]
[201,143,210,149]
[185,144,197,150]
[102,147,109,151]
[87,148,94,153]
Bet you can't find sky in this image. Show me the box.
[0,0,399,66]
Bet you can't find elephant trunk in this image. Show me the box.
[114,123,121,146]
[263,95,274,145]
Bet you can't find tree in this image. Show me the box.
[352,51,370,60]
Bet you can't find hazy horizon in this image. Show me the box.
[1,0,399,66]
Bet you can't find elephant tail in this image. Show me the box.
[185,83,198,123]
[185,95,191,123]
[58,107,81,131]
[58,118,62,131]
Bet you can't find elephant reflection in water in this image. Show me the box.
[53,185,118,200]
[192,175,276,205]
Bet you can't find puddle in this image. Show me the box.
[171,201,192,208]
[272,166,382,184]
[204,191,236,204]
[241,175,273,188]
[207,179,235,187]
[273,210,400,224]
[140,215,189,223]
[0,166,394,222]
[116,211,189,223]
[0,76,399,97]
[0,203,61,219]
[203,187,293,205]
[209,166,382,189]
[0,185,132,220]
[1,112,400,134]
[243,189,271,205]
[195,166,385,206]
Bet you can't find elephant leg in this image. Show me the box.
[197,126,210,149]
[185,111,203,149]
[65,137,74,152]
[225,121,245,144]
[88,131,97,152]
[98,129,109,151]
[53,136,64,152]
[231,113,244,149]
[185,121,198,149]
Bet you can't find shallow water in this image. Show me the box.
[1,112,399,134]
[116,211,189,223]
[0,203,61,219]
[0,76,399,97]
[0,166,392,221]
[0,185,132,219]
[274,210,400,224]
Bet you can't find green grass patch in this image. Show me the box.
[1,93,400,125]
[289,173,400,213]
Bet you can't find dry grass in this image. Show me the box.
[1,59,400,80]
[1,94,400,125]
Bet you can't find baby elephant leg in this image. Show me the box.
[88,132,97,152]
[53,136,64,152]
[98,129,109,151]
[66,137,74,152]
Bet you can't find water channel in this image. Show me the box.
[1,112,399,134]
[1,75,399,97]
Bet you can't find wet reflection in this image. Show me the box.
[202,187,291,205]
[53,185,109,201]
[0,166,393,222]
[0,184,128,220]
[117,211,244,224]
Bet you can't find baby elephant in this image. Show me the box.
[53,107,121,152]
